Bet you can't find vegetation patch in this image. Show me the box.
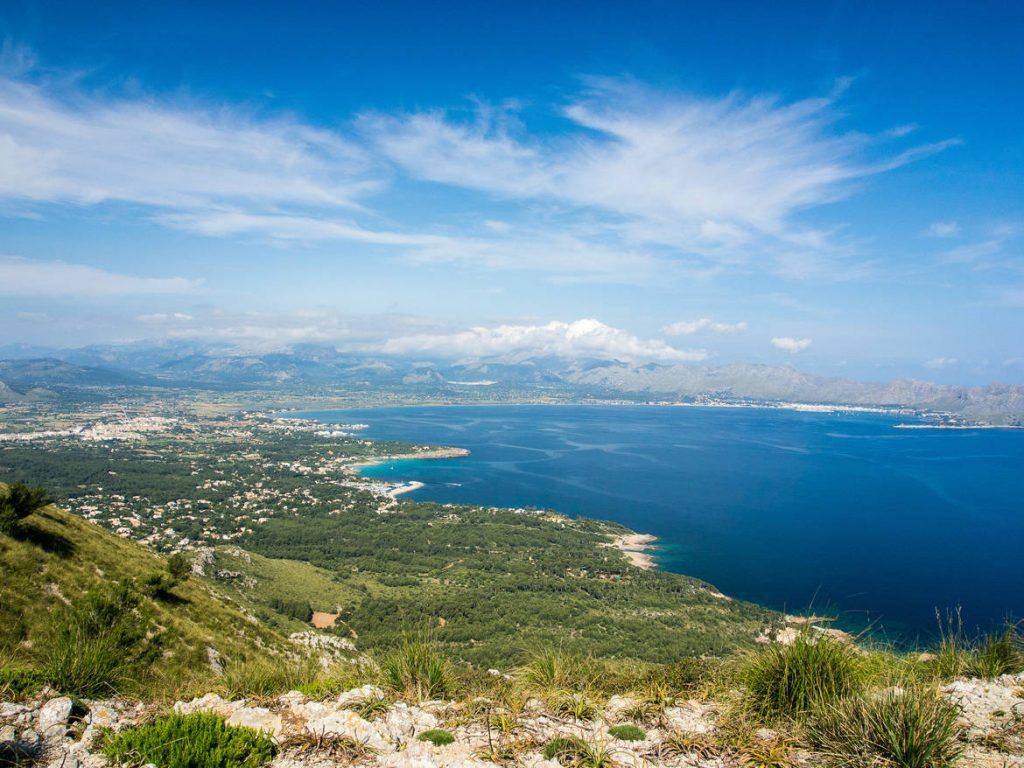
[607,724,646,741]
[417,729,455,746]
[100,712,275,768]
[740,633,863,722]
[381,633,451,700]
[807,688,964,768]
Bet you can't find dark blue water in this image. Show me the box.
[294,405,1024,640]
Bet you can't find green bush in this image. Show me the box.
[417,729,455,746]
[607,724,646,741]
[101,712,274,768]
[543,736,587,761]
[740,633,862,721]
[808,688,963,768]
[42,582,157,697]
[381,634,451,700]
[0,482,53,535]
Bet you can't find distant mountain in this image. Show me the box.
[2,343,1022,424]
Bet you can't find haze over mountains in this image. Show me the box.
[0,342,1021,425]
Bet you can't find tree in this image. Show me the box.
[0,482,54,535]
[167,552,192,583]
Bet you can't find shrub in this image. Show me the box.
[0,482,53,535]
[100,712,275,768]
[381,634,451,700]
[739,634,862,722]
[417,729,455,746]
[42,582,157,697]
[807,688,963,768]
[607,724,646,741]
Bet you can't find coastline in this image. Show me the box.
[349,446,471,473]
[605,532,659,570]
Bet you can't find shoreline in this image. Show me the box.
[605,532,659,570]
[349,446,471,473]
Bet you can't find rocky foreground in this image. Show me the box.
[2,674,1022,768]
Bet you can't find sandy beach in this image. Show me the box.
[607,532,658,570]
[349,446,470,473]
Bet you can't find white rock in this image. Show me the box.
[0,703,29,717]
[38,697,73,740]
[174,693,244,718]
[381,702,438,741]
[304,711,388,752]
[335,684,385,707]
[0,724,17,742]
[663,700,717,734]
[226,707,284,737]
[86,702,121,730]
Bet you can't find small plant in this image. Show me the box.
[544,737,587,762]
[100,712,274,768]
[740,737,793,768]
[739,633,862,721]
[519,647,593,691]
[968,627,1023,678]
[353,695,391,720]
[807,688,963,768]
[542,736,617,768]
[417,729,455,746]
[607,724,646,741]
[554,691,598,721]
[0,482,53,535]
[381,633,451,701]
[657,731,727,760]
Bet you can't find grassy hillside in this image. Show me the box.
[0,495,291,696]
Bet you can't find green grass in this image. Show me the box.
[417,729,455,746]
[739,633,863,722]
[807,688,964,768]
[542,736,617,768]
[100,712,274,768]
[607,724,646,741]
[0,497,292,700]
[381,633,452,700]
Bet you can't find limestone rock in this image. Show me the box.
[304,710,388,752]
[226,707,283,737]
[38,697,73,740]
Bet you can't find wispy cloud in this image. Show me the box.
[0,256,200,296]
[663,318,747,335]
[925,356,958,369]
[365,77,955,259]
[926,220,960,238]
[771,336,813,353]
[381,318,707,362]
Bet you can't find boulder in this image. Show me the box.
[38,697,73,740]
[381,702,438,741]
[304,710,388,752]
[226,707,283,737]
[336,684,385,707]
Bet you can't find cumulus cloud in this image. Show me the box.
[381,318,706,363]
[771,336,813,353]
[0,256,200,296]
[927,220,960,238]
[663,318,747,336]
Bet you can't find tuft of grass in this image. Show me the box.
[542,736,617,768]
[968,627,1023,678]
[553,691,598,721]
[381,633,451,701]
[353,695,391,720]
[100,712,274,768]
[739,633,862,722]
[607,724,646,741]
[931,611,1023,680]
[220,658,320,699]
[657,731,727,760]
[417,729,455,746]
[0,666,45,699]
[807,688,964,768]
[519,647,594,692]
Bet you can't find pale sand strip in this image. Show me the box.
[606,532,658,570]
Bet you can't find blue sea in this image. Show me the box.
[294,404,1024,640]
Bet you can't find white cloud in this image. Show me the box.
[925,357,958,369]
[0,73,374,217]
[663,318,747,335]
[137,312,194,323]
[381,318,707,363]
[771,336,813,353]
[0,256,200,296]
[926,220,960,238]
[365,78,955,250]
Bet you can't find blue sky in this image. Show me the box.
[0,0,1021,383]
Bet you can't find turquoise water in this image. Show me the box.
[295,404,1024,640]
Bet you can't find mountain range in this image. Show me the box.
[0,342,1021,424]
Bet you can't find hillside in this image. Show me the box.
[0,496,293,694]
